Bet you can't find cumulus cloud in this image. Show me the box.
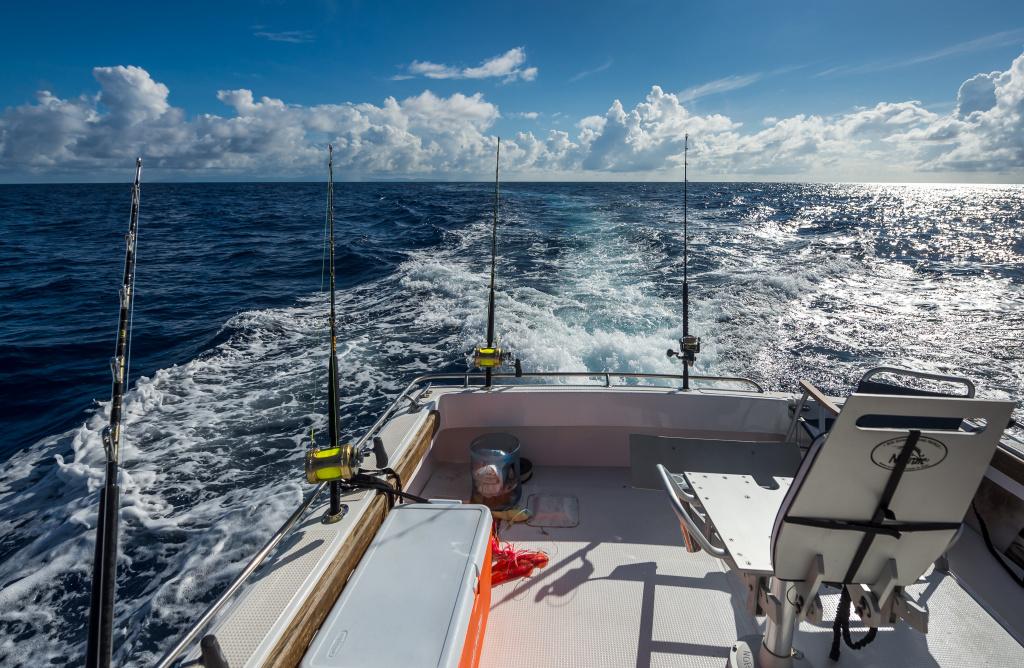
[3,51,1024,181]
[900,50,1024,172]
[956,71,1000,119]
[0,66,502,179]
[699,101,940,179]
[399,47,537,83]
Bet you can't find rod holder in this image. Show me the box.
[371,436,388,469]
[199,635,229,668]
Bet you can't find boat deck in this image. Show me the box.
[421,463,1024,668]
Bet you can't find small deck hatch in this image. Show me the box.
[526,494,579,527]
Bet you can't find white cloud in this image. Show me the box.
[900,49,1024,172]
[3,51,1024,182]
[579,87,737,172]
[816,28,1024,78]
[679,74,762,102]
[399,48,537,83]
[698,101,941,179]
[569,59,613,83]
[957,71,1000,119]
[254,30,315,43]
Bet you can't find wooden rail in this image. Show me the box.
[265,410,439,668]
[798,380,841,416]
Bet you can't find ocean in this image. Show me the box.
[0,181,1022,665]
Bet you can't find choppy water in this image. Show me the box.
[0,181,1022,665]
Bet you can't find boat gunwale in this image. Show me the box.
[156,369,1024,667]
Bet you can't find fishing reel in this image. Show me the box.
[667,335,701,367]
[473,346,523,376]
[474,346,510,368]
[305,436,389,483]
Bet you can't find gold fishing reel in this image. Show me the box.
[305,443,358,483]
[474,346,512,369]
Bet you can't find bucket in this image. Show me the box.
[469,433,522,510]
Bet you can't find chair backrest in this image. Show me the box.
[854,381,965,430]
[770,393,1015,585]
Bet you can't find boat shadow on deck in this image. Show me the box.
[421,463,994,668]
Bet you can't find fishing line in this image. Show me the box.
[311,182,331,444]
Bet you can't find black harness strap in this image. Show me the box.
[829,429,923,660]
[784,517,961,539]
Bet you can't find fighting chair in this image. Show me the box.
[652,387,1015,667]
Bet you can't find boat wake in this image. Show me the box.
[0,182,1021,665]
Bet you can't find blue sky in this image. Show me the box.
[2,1,1024,182]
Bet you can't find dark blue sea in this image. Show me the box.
[0,181,1022,665]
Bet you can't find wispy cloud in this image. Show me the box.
[254,30,314,44]
[815,27,1024,78]
[905,28,1024,64]
[510,111,540,119]
[679,73,761,101]
[569,58,613,82]
[394,47,537,82]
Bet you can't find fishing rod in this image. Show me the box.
[668,134,700,388]
[304,146,389,522]
[86,158,141,668]
[325,145,346,522]
[473,138,520,388]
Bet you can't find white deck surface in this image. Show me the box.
[421,464,1024,668]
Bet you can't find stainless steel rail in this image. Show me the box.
[657,464,728,558]
[417,370,763,392]
[155,483,327,668]
[156,370,762,665]
[154,373,432,668]
[858,366,976,397]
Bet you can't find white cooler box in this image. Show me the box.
[302,503,493,668]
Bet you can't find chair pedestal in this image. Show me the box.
[729,579,814,668]
[729,635,814,668]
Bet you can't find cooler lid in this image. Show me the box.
[303,503,492,668]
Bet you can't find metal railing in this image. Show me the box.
[155,369,761,666]
[858,366,976,397]
[424,370,764,392]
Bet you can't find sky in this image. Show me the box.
[2,1,1024,183]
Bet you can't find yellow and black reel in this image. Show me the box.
[305,443,358,483]
[474,346,511,369]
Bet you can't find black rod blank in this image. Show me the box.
[486,139,500,388]
[327,146,343,518]
[683,136,690,391]
[86,157,142,668]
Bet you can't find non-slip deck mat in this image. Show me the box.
[419,464,1024,667]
